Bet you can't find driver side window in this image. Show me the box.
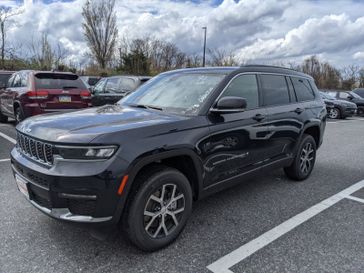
[220,74,259,110]
[105,78,120,93]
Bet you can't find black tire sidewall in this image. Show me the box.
[126,168,193,251]
[293,134,317,180]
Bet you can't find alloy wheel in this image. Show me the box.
[143,183,185,239]
[329,108,339,119]
[299,142,314,174]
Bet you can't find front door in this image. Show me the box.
[201,74,272,188]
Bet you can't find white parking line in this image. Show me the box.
[0,131,16,144]
[207,180,364,273]
[0,158,10,162]
[346,195,364,204]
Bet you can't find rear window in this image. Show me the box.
[34,73,86,90]
[291,77,315,101]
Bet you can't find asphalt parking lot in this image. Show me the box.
[1,118,364,273]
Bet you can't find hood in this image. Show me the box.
[336,99,357,107]
[16,105,186,143]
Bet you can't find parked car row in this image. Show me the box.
[0,70,150,123]
[320,89,364,119]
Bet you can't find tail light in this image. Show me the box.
[80,90,91,99]
[27,90,48,99]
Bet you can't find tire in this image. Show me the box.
[14,106,24,124]
[284,134,317,181]
[0,109,8,123]
[328,107,341,119]
[123,166,193,251]
[357,108,364,117]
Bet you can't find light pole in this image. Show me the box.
[202,26,207,67]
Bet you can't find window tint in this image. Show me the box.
[20,73,28,87]
[286,77,296,102]
[12,74,22,87]
[260,74,290,106]
[119,77,136,92]
[105,78,120,93]
[93,79,106,94]
[338,92,350,99]
[0,74,11,88]
[220,74,259,110]
[34,73,86,90]
[353,89,364,98]
[291,77,315,101]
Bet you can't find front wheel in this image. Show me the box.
[284,134,316,181]
[123,166,193,251]
[14,107,24,124]
[328,107,341,119]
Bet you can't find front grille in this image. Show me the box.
[16,132,54,166]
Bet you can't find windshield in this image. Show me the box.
[349,91,362,99]
[120,72,226,115]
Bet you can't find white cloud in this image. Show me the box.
[353,51,364,60]
[2,0,364,67]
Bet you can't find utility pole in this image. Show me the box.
[202,26,207,67]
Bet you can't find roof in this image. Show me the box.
[162,65,313,79]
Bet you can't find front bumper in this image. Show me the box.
[11,148,124,224]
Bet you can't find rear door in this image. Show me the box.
[203,74,271,187]
[261,74,307,160]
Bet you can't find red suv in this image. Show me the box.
[0,70,91,123]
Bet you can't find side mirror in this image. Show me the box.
[348,95,353,100]
[210,96,247,114]
[89,86,95,94]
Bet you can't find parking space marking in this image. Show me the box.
[0,158,10,162]
[207,180,364,273]
[0,132,16,144]
[346,195,364,204]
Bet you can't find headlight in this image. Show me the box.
[55,145,118,160]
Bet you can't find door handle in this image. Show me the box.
[294,107,304,114]
[253,113,266,121]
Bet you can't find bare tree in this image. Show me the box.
[342,65,359,90]
[359,68,364,88]
[82,0,118,69]
[208,48,238,66]
[29,33,65,70]
[0,7,22,68]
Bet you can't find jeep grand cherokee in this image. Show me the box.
[11,65,326,251]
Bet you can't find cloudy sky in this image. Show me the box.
[1,0,364,68]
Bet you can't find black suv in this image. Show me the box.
[11,66,326,251]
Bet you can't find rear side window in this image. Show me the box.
[105,78,120,93]
[260,74,290,106]
[221,74,259,110]
[34,73,86,90]
[119,77,136,92]
[338,92,350,99]
[291,77,315,101]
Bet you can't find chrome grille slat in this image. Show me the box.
[16,132,54,166]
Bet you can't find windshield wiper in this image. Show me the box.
[129,103,163,111]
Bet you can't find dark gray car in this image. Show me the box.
[91,75,151,106]
[319,91,357,119]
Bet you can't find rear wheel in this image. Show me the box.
[328,107,341,119]
[123,166,193,251]
[284,134,316,181]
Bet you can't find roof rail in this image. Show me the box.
[240,64,298,72]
